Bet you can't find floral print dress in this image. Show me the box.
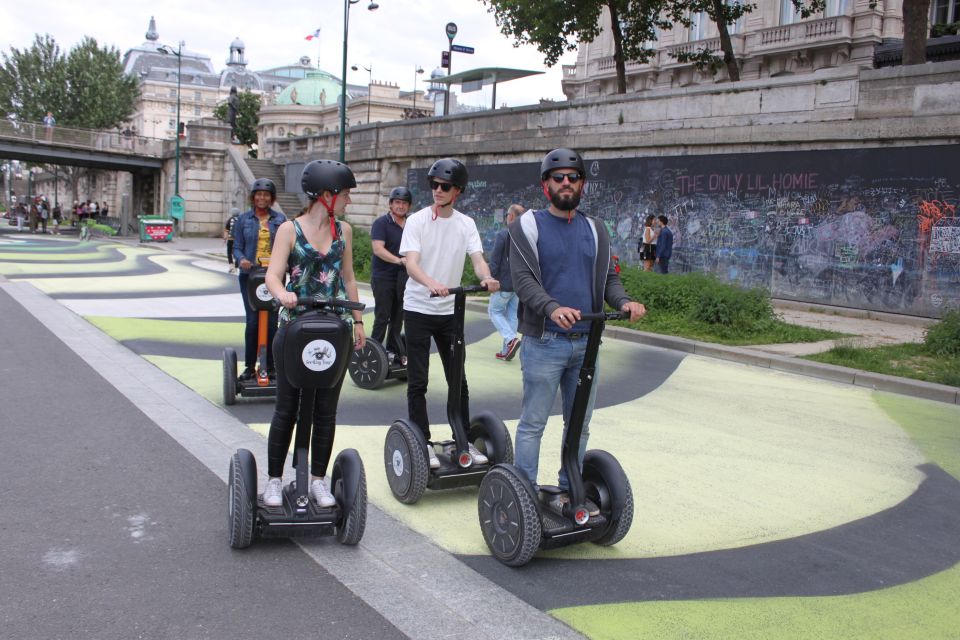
[279,219,350,323]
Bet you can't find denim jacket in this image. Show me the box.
[232,208,286,272]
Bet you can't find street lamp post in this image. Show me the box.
[412,65,424,118]
[350,63,373,124]
[157,42,183,197]
[339,0,379,163]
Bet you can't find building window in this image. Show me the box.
[168,119,175,130]
[933,0,959,24]
[194,91,201,101]
[169,88,176,98]
[193,105,201,116]
[689,11,708,41]
[277,127,285,137]
[780,0,799,24]
[726,0,745,34]
[824,0,848,16]
[169,104,176,113]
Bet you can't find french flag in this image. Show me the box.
[305,28,320,41]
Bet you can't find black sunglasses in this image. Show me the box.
[549,172,582,184]
[429,180,456,192]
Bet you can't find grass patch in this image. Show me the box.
[612,266,843,345]
[807,341,960,387]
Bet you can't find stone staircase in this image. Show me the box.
[245,158,304,217]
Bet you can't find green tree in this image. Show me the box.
[903,0,932,65]
[213,89,261,156]
[0,34,137,128]
[481,0,829,90]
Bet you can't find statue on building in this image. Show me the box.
[227,86,240,143]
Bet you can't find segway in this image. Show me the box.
[223,267,277,405]
[348,335,407,389]
[228,295,368,549]
[477,311,634,566]
[384,285,513,504]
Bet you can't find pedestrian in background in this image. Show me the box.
[223,208,240,273]
[370,186,411,363]
[43,111,55,142]
[489,203,524,360]
[640,214,657,272]
[655,215,673,274]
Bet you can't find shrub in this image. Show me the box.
[924,310,960,357]
[351,225,372,282]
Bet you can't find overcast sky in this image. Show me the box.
[2,0,579,109]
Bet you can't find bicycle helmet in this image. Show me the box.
[250,178,276,197]
[388,186,412,203]
[426,158,468,191]
[301,160,357,200]
[539,148,585,181]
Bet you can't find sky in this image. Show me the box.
[2,0,580,109]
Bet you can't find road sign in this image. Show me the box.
[451,45,474,54]
[441,51,450,69]
[445,22,458,40]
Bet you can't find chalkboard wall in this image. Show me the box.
[409,145,959,318]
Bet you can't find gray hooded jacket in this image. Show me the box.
[507,209,631,338]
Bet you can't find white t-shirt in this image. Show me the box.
[400,206,483,315]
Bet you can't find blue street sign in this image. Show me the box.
[451,45,475,54]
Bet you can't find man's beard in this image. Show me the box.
[550,189,580,211]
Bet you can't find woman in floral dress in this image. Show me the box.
[262,160,366,508]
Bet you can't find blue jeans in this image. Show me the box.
[487,291,519,350]
[515,332,599,491]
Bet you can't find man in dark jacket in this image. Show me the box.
[488,203,525,360]
[508,148,645,505]
[655,215,674,274]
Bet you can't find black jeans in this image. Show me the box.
[267,324,345,478]
[656,257,671,274]
[371,270,407,355]
[404,310,469,441]
[238,271,278,371]
[226,240,235,266]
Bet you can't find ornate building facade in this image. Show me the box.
[561,0,904,98]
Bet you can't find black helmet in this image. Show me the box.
[250,178,276,197]
[540,148,585,181]
[427,158,468,191]
[388,186,412,203]
[301,159,357,199]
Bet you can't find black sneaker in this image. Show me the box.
[238,368,255,382]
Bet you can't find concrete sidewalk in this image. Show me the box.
[117,234,958,405]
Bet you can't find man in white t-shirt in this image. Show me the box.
[399,158,500,469]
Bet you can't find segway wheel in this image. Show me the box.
[223,348,238,405]
[478,466,541,566]
[469,412,514,465]
[349,339,389,389]
[227,449,257,549]
[332,449,367,545]
[583,450,634,547]
[384,420,428,504]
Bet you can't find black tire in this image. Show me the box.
[223,348,238,405]
[384,420,428,504]
[227,449,257,549]
[478,465,541,566]
[332,450,367,545]
[468,412,514,464]
[583,450,634,547]
[349,338,389,389]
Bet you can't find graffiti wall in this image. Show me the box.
[409,145,960,318]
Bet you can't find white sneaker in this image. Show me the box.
[310,477,336,508]
[468,443,489,465]
[426,443,441,469]
[263,477,282,507]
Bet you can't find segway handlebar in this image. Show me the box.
[429,284,487,298]
[272,295,366,312]
[578,311,625,322]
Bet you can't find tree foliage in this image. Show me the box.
[481,0,831,91]
[213,89,261,156]
[0,34,138,129]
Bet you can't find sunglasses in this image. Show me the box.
[429,180,456,192]
[548,172,582,184]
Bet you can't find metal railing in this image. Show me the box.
[0,119,165,157]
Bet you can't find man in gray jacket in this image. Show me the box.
[508,148,645,507]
